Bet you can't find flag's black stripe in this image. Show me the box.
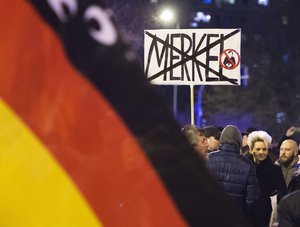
[29,1,251,226]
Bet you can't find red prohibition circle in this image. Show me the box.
[219,48,240,70]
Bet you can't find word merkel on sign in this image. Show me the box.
[144,29,241,86]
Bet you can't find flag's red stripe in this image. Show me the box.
[0,2,187,226]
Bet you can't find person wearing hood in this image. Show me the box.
[247,130,287,227]
[207,125,260,224]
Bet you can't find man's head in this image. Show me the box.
[182,125,208,158]
[279,139,298,166]
[247,131,272,163]
[220,125,242,148]
[204,126,221,152]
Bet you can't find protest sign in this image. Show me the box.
[144,29,241,86]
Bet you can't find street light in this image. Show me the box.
[158,7,179,118]
[159,8,175,23]
[157,7,203,126]
[158,7,179,28]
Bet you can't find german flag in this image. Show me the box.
[0,1,250,226]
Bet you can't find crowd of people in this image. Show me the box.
[182,124,300,227]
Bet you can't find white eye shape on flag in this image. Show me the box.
[47,0,78,22]
[84,6,117,46]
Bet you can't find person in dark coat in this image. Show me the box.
[247,130,287,227]
[277,139,299,188]
[277,190,300,227]
[207,125,260,224]
[288,165,300,193]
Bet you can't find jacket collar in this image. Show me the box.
[249,155,273,168]
[220,143,240,154]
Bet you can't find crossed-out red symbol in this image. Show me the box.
[219,49,240,70]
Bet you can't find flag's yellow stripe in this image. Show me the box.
[0,99,103,227]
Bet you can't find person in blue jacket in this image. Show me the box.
[207,125,260,224]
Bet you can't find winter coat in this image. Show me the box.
[249,155,287,227]
[281,160,298,188]
[278,190,300,227]
[287,163,300,193]
[288,175,300,193]
[207,144,260,214]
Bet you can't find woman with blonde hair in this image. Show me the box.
[247,130,287,227]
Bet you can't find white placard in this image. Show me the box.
[144,29,241,86]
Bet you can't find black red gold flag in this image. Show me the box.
[0,1,250,226]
